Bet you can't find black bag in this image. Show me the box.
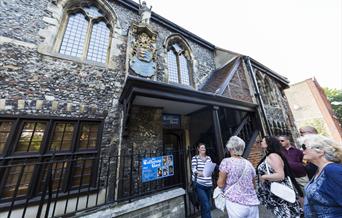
[188,156,199,208]
[188,182,200,209]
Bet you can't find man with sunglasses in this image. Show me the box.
[279,135,309,192]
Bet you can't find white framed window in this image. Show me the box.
[59,6,111,64]
[166,43,192,86]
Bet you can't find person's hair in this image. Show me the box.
[226,136,245,156]
[264,136,284,155]
[278,135,289,140]
[300,126,318,134]
[197,143,205,148]
[256,136,304,197]
[300,134,342,163]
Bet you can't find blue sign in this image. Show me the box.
[142,155,174,182]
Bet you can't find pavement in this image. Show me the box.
[196,205,276,218]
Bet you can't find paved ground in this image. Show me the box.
[196,206,275,218]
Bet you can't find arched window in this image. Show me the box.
[264,78,277,106]
[256,72,268,104]
[59,6,111,64]
[166,42,192,86]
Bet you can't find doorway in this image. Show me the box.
[163,130,186,187]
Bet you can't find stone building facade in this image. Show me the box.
[0,0,297,217]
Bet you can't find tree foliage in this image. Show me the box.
[302,119,328,136]
[323,87,342,123]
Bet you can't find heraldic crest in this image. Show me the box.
[128,1,157,77]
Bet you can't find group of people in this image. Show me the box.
[191,126,342,218]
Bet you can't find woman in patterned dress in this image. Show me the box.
[299,134,342,218]
[217,136,260,218]
[256,136,302,218]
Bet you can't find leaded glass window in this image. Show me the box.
[15,121,47,153]
[2,163,35,198]
[79,123,99,149]
[49,122,75,151]
[87,21,111,63]
[179,55,190,85]
[0,120,13,154]
[0,118,102,201]
[167,51,179,83]
[59,6,111,64]
[167,43,192,86]
[71,159,94,187]
[59,13,88,58]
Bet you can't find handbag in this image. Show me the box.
[213,187,226,212]
[188,182,200,208]
[213,159,248,212]
[188,157,200,208]
[265,160,296,203]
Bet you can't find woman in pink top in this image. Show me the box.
[217,136,260,218]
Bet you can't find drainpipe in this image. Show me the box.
[244,56,272,135]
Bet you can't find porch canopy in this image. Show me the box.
[119,75,258,159]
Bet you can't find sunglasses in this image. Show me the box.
[301,144,306,150]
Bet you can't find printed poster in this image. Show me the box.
[142,155,174,182]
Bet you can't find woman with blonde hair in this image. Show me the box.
[217,136,260,218]
[300,134,342,217]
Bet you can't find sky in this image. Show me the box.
[133,0,342,89]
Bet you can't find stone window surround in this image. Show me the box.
[56,8,112,64]
[164,34,195,88]
[37,0,120,69]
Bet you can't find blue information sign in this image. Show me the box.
[142,155,174,182]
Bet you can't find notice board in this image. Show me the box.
[142,155,174,182]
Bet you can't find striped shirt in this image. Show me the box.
[191,155,213,187]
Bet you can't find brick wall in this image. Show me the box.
[247,142,264,167]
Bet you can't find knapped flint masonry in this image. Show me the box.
[0,0,297,217]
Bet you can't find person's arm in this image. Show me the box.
[191,156,198,175]
[325,164,342,206]
[217,159,227,188]
[217,171,227,188]
[261,153,285,181]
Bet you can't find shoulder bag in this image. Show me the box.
[265,160,296,203]
[213,159,248,212]
[188,156,200,208]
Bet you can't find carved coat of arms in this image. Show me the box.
[129,33,156,77]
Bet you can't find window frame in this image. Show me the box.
[166,43,194,87]
[54,6,113,65]
[0,116,103,204]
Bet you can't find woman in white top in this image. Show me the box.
[192,143,213,218]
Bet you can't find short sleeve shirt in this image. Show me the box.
[219,157,260,206]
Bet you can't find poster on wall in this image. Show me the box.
[142,155,174,182]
